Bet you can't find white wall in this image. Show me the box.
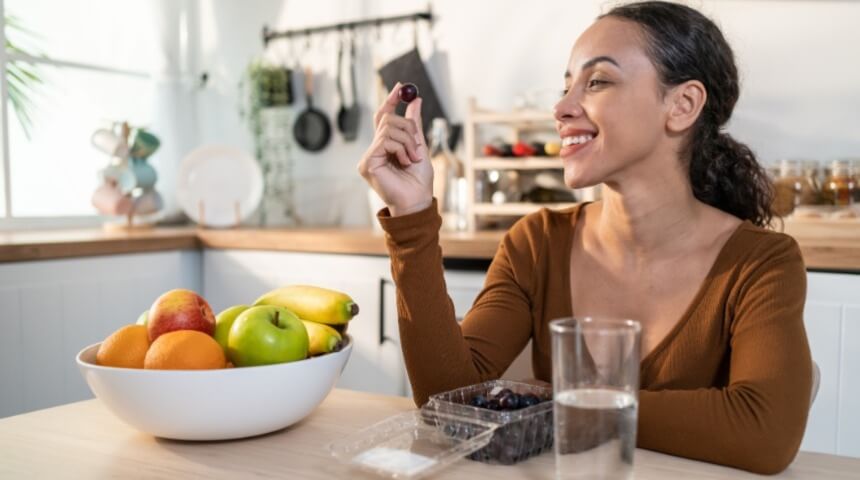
[188,0,860,226]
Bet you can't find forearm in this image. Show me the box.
[381,203,483,406]
[638,382,810,474]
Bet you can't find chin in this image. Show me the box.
[563,166,602,190]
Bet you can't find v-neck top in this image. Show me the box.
[379,201,812,475]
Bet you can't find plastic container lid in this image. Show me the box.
[328,409,498,479]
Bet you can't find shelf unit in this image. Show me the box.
[463,98,580,231]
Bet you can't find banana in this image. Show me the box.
[253,285,359,325]
[302,320,343,356]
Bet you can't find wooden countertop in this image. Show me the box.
[1,219,859,271]
[0,388,856,479]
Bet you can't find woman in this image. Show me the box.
[358,1,812,474]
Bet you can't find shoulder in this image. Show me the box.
[724,222,806,302]
[500,204,581,259]
[732,222,805,270]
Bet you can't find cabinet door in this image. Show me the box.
[802,272,860,458]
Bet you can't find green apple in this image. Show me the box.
[214,305,250,351]
[136,310,149,326]
[227,305,309,367]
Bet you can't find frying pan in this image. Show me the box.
[337,36,360,141]
[293,66,331,152]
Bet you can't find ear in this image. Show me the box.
[665,80,707,133]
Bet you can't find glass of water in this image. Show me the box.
[550,317,641,480]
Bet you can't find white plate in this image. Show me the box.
[177,145,263,227]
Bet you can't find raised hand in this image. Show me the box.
[357,82,433,217]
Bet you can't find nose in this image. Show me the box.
[554,91,584,122]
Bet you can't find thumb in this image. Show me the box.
[405,97,424,139]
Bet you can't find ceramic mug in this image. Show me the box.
[133,190,163,215]
[91,128,129,158]
[130,158,158,190]
[101,164,137,193]
[92,182,133,216]
[129,129,160,159]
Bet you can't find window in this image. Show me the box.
[0,0,169,225]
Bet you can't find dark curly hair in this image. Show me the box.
[601,1,774,227]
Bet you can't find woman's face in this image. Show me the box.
[555,17,671,189]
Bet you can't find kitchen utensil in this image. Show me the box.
[176,145,264,227]
[76,336,353,441]
[335,37,348,137]
[338,36,360,141]
[293,66,332,152]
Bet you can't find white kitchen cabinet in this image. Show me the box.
[0,251,201,418]
[801,271,860,457]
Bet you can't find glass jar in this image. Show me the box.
[801,160,822,204]
[822,159,855,206]
[428,118,468,231]
[772,159,818,216]
[849,158,860,203]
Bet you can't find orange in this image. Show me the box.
[96,324,151,368]
[144,330,226,370]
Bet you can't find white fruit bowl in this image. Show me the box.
[76,335,352,441]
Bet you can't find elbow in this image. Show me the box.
[727,427,803,475]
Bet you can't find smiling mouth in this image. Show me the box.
[561,133,596,147]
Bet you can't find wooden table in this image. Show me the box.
[0,389,857,479]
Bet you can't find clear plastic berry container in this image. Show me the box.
[426,379,554,465]
[328,409,498,479]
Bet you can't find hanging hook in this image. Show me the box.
[413,18,419,51]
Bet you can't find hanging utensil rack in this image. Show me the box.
[262,8,434,46]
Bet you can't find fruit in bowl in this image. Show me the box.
[227,305,309,367]
[76,335,353,440]
[80,284,360,440]
[147,288,217,342]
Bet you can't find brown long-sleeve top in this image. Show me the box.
[379,201,812,475]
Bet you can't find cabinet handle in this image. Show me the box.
[379,278,397,346]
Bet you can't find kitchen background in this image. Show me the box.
[0,0,858,463]
[2,0,859,228]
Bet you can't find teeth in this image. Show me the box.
[562,134,594,146]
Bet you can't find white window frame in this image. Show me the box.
[0,2,152,230]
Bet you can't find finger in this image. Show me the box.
[374,82,403,128]
[383,139,411,167]
[405,97,424,142]
[380,114,418,136]
[384,127,420,163]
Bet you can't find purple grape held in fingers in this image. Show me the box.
[398,83,419,103]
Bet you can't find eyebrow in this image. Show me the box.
[564,56,621,78]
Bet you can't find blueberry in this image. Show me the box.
[519,394,541,408]
[499,393,519,410]
[398,83,419,103]
[487,398,501,410]
[470,394,488,409]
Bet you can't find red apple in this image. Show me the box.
[147,289,216,342]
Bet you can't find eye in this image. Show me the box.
[587,79,610,90]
